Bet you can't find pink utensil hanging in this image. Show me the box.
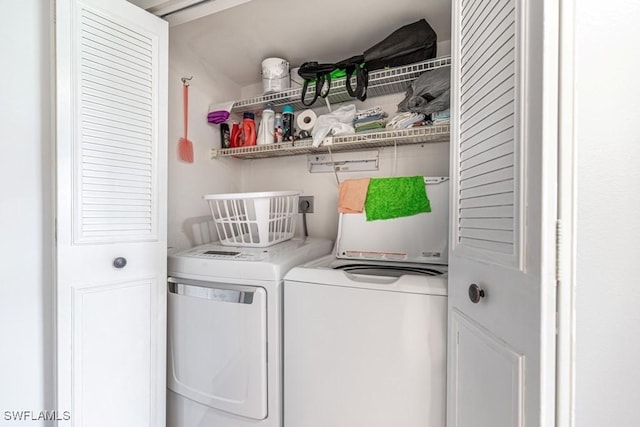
[178,77,194,163]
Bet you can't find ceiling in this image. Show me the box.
[131,0,452,87]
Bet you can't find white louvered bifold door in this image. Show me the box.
[447,0,559,426]
[77,6,158,243]
[452,0,522,267]
[55,0,168,426]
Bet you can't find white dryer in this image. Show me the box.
[283,177,449,427]
[166,237,332,427]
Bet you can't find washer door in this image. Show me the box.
[167,278,267,420]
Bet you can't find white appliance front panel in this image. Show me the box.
[168,237,334,282]
[336,177,449,264]
[284,280,447,427]
[167,278,267,420]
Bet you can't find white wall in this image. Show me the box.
[0,1,53,424]
[167,42,242,250]
[573,1,640,425]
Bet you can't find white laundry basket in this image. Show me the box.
[204,191,299,247]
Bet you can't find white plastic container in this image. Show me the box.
[257,105,275,145]
[204,191,299,247]
[261,58,290,93]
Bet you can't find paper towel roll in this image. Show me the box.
[296,109,317,131]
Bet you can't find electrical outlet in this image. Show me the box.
[299,196,314,213]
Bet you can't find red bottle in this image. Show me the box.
[241,112,257,146]
[230,122,241,148]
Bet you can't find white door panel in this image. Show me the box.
[448,0,557,426]
[450,310,523,427]
[55,0,168,425]
[73,279,155,427]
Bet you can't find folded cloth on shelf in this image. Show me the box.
[338,178,371,213]
[355,106,385,121]
[431,109,450,123]
[354,113,387,125]
[207,110,230,124]
[355,120,386,132]
[364,176,431,221]
[207,101,234,124]
[386,112,426,129]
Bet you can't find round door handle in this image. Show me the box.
[113,257,127,269]
[468,284,485,303]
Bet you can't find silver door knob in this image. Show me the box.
[468,284,485,303]
[113,257,127,269]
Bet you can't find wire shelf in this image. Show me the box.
[228,56,452,113]
[210,123,450,160]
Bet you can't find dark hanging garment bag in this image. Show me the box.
[364,19,438,71]
[298,19,438,105]
[348,19,438,101]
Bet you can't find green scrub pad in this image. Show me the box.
[364,176,431,221]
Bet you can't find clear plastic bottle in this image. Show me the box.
[274,113,284,143]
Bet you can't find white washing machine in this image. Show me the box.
[283,177,449,427]
[166,237,332,427]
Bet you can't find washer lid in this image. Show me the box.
[285,255,448,296]
[334,263,443,278]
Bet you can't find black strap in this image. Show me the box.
[344,65,368,102]
[301,78,318,106]
[299,61,336,107]
[301,73,332,107]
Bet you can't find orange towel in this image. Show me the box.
[338,178,371,213]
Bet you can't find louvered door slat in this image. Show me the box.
[461,85,514,134]
[82,60,151,88]
[80,21,153,61]
[84,149,152,165]
[82,57,152,87]
[75,2,157,243]
[461,167,514,192]
[459,228,514,243]
[459,181,513,201]
[461,138,513,166]
[83,45,151,77]
[459,218,514,231]
[83,183,152,194]
[460,154,515,182]
[83,140,152,157]
[84,206,151,219]
[82,121,151,144]
[462,73,514,126]
[82,67,153,100]
[461,31,515,92]
[461,114,514,154]
[461,0,494,37]
[461,0,513,65]
[462,54,515,108]
[83,114,151,136]
[459,237,514,254]
[83,97,151,121]
[82,78,152,106]
[83,107,152,132]
[454,0,520,262]
[83,134,152,153]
